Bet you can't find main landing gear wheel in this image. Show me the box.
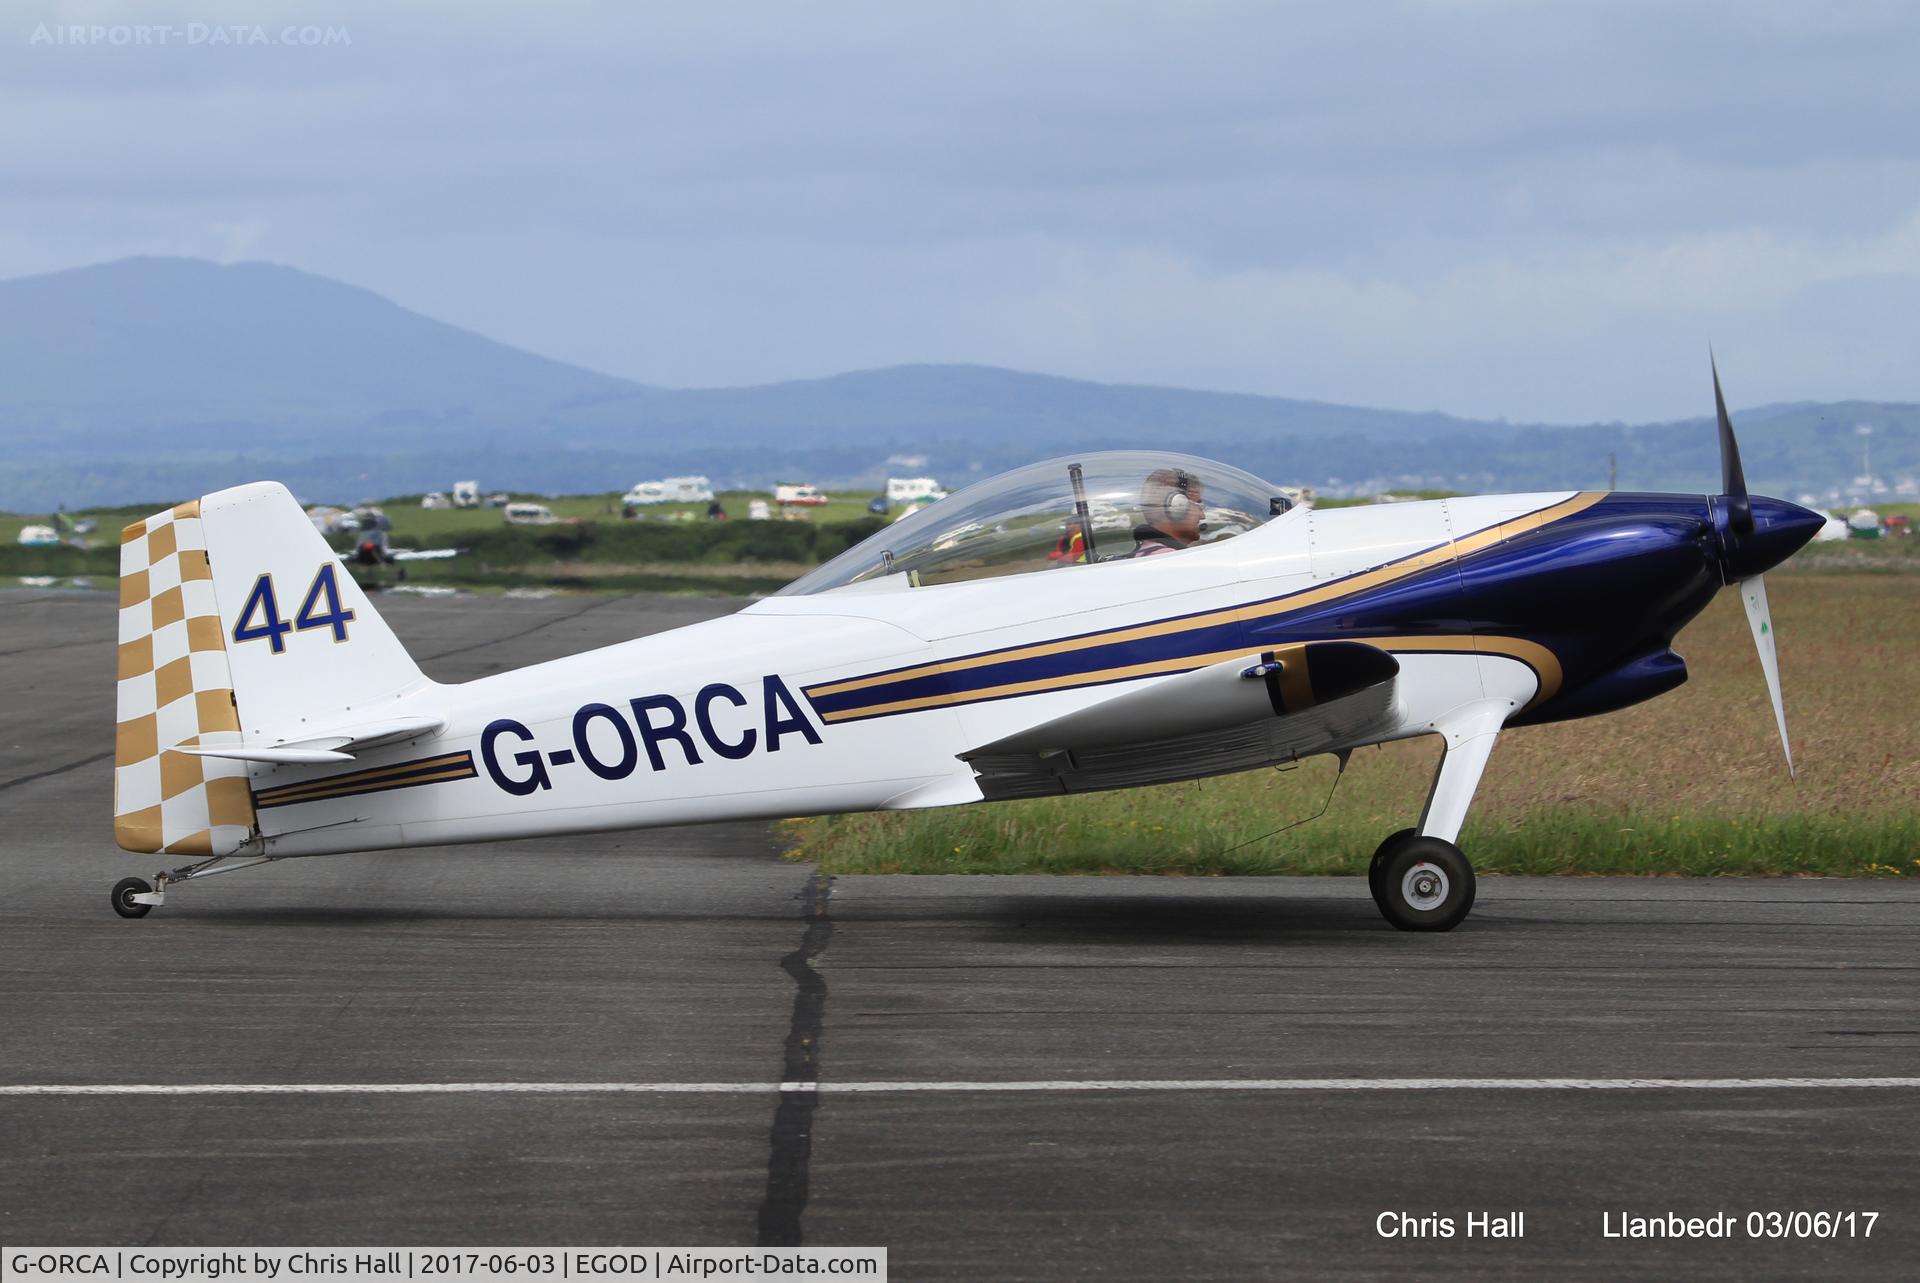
[111,877,154,919]
[1372,836,1475,932]
[1368,828,1418,904]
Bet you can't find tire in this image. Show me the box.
[1368,828,1419,905]
[112,876,154,919]
[1375,837,1475,932]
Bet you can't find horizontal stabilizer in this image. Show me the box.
[175,744,354,765]
[174,714,447,765]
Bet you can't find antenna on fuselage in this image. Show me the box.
[1068,462,1099,563]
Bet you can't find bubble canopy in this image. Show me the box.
[778,451,1292,596]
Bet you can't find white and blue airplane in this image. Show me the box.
[107,367,1820,930]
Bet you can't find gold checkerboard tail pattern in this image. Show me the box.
[114,499,257,856]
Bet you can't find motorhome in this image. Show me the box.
[775,483,829,506]
[886,476,948,505]
[452,481,481,509]
[504,502,557,525]
[625,477,715,507]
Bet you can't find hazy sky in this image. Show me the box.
[6,1,1920,421]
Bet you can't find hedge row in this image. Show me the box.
[0,517,891,581]
[394,516,889,567]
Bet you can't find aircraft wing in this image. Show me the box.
[389,547,461,561]
[959,641,1400,799]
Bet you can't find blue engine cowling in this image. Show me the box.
[1511,646,1688,726]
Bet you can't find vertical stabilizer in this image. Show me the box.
[113,482,435,855]
[197,482,428,737]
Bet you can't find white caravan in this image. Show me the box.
[886,477,947,505]
[775,483,829,506]
[627,477,715,506]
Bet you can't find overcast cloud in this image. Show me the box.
[4,0,1919,421]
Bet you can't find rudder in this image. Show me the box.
[114,499,255,855]
[113,483,433,855]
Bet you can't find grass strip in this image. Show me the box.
[781,803,1919,878]
[782,576,1919,879]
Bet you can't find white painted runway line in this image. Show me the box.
[3,1077,1918,1096]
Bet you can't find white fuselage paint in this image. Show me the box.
[252,493,1576,857]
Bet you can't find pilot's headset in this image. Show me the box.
[1161,469,1198,525]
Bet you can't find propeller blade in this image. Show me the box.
[1738,574,1793,776]
[1711,352,1753,534]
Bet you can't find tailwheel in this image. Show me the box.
[111,876,156,919]
[106,853,274,917]
[1373,836,1475,932]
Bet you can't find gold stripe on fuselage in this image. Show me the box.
[254,766,479,808]
[252,752,475,805]
[1368,635,1563,705]
[808,492,1602,719]
[815,632,1561,724]
[806,492,1602,701]
[1273,642,1314,713]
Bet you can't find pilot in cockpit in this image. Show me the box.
[1129,467,1204,557]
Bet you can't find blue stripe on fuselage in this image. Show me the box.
[803,493,1720,725]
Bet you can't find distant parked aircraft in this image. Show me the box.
[17,510,92,548]
[337,508,460,570]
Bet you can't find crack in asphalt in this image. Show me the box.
[0,638,111,657]
[0,749,115,794]
[415,595,626,664]
[756,870,834,1247]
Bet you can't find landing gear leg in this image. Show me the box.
[106,853,275,919]
[1370,697,1509,932]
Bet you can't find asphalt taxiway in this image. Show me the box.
[2,587,1915,1278]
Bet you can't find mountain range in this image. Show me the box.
[1,256,1914,511]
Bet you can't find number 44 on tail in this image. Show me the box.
[232,564,356,653]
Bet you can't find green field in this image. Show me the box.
[785,575,1920,879]
[0,489,892,589]
[4,493,1917,590]
[354,489,886,539]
